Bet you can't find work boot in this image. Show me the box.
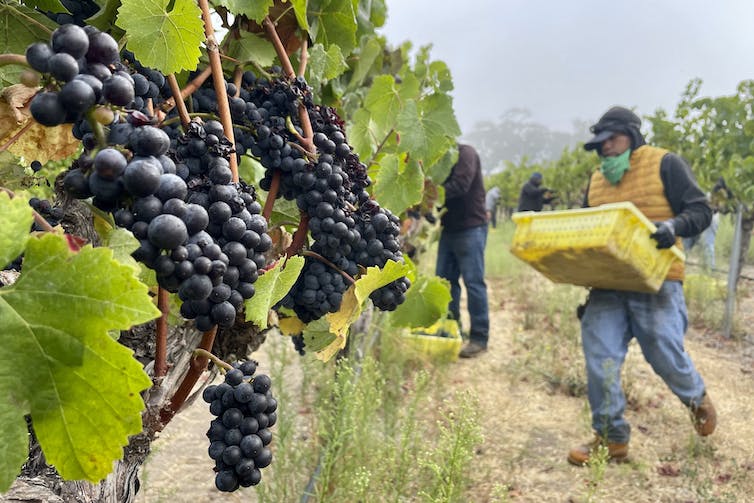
[691,393,717,436]
[567,436,629,466]
[458,342,487,358]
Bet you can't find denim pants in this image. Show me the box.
[436,224,489,346]
[580,281,706,443]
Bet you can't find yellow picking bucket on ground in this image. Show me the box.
[510,202,684,293]
[403,318,463,361]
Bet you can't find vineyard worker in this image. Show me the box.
[437,143,490,358]
[485,186,501,228]
[516,172,555,211]
[568,106,716,466]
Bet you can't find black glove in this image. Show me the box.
[650,219,676,249]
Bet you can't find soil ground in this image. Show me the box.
[136,256,754,503]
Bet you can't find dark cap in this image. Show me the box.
[584,106,642,151]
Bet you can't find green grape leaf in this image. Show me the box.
[425,141,458,185]
[238,155,265,186]
[0,234,159,489]
[290,0,309,31]
[245,256,304,329]
[347,36,383,91]
[215,0,272,22]
[97,224,140,273]
[301,317,336,354]
[372,153,424,215]
[307,43,348,84]
[363,74,400,136]
[308,0,357,55]
[396,93,460,161]
[224,31,277,68]
[389,273,451,328]
[347,107,378,161]
[0,4,57,85]
[0,191,33,269]
[87,0,124,32]
[116,0,203,75]
[24,0,66,13]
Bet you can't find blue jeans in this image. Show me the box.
[580,281,706,443]
[436,224,489,346]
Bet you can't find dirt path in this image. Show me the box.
[136,276,754,503]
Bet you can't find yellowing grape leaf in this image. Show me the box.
[0,233,160,490]
[0,191,33,268]
[245,256,304,329]
[0,89,81,164]
[117,0,204,75]
[279,315,305,336]
[326,260,409,339]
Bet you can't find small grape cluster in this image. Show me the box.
[26,23,128,127]
[202,360,276,492]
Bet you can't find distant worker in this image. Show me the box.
[485,186,501,228]
[436,143,490,359]
[516,172,555,211]
[568,106,715,466]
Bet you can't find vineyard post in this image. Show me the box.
[723,203,743,338]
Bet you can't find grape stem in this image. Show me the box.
[0,54,28,67]
[198,0,239,182]
[262,169,281,220]
[0,187,56,233]
[159,326,218,426]
[166,74,191,129]
[298,38,309,77]
[302,250,356,284]
[285,212,309,258]
[193,348,233,371]
[160,112,220,128]
[232,66,243,97]
[85,109,107,149]
[160,66,212,113]
[154,287,170,379]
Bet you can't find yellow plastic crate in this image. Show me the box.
[403,318,462,361]
[510,202,685,293]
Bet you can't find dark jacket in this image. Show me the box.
[517,181,551,211]
[441,144,487,232]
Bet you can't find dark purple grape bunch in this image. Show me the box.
[203,360,276,492]
[61,118,271,331]
[25,23,131,127]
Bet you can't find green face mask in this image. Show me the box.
[600,148,632,185]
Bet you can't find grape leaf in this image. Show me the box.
[372,153,424,215]
[363,74,400,137]
[346,35,382,91]
[347,107,379,161]
[215,0,273,22]
[290,0,309,32]
[307,0,357,55]
[245,256,304,329]
[326,260,409,340]
[87,0,124,33]
[302,317,336,354]
[24,0,66,13]
[0,192,33,269]
[224,31,277,68]
[396,93,460,162]
[279,315,305,336]
[388,273,451,328]
[0,234,160,489]
[116,0,203,75]
[307,43,348,83]
[0,4,56,85]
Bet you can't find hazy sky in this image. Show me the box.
[378,0,754,137]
